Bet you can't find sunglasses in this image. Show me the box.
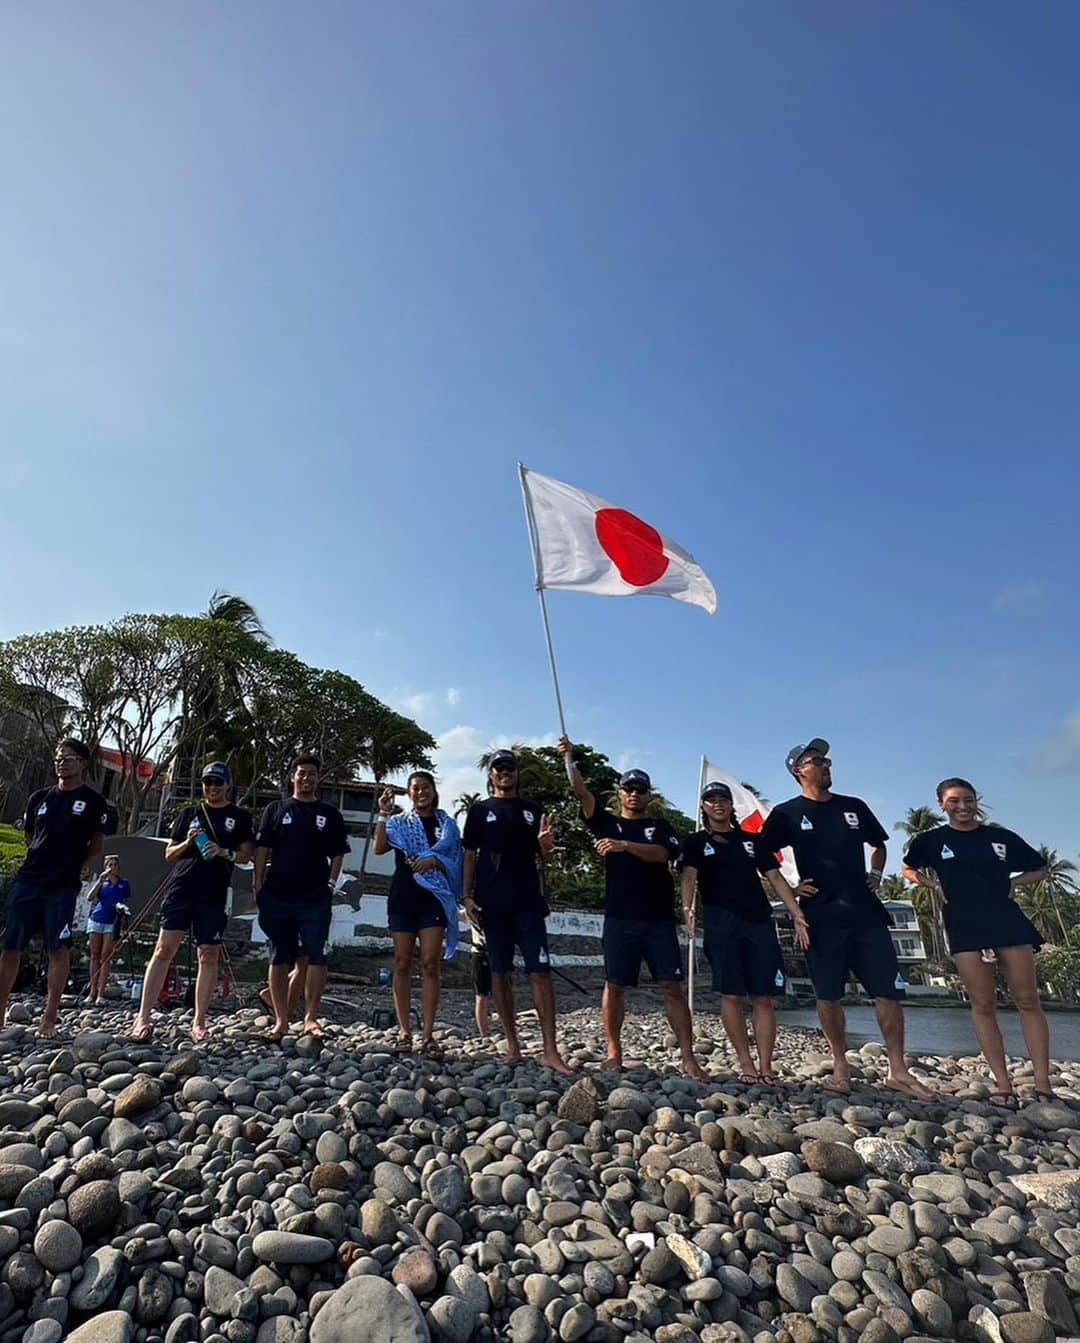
[804,756,831,767]
[202,777,226,786]
[492,764,518,773]
[54,756,81,765]
[621,783,649,795]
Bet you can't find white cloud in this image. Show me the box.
[1028,711,1080,775]
[392,686,464,718]
[426,723,559,810]
[994,580,1045,610]
[445,687,461,707]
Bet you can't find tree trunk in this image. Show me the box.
[355,774,381,889]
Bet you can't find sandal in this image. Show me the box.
[1032,1089,1059,1104]
[129,1022,154,1043]
[989,1090,1019,1110]
[394,1033,414,1054]
[420,1038,444,1061]
[738,1071,763,1085]
[191,1024,210,1045]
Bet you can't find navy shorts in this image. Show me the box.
[161,892,228,946]
[703,907,785,997]
[481,909,551,975]
[472,944,492,997]
[388,889,447,937]
[258,894,332,967]
[603,916,683,989]
[807,918,905,1001]
[2,880,77,953]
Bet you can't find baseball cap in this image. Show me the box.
[201,761,232,784]
[701,781,733,801]
[619,768,652,790]
[785,739,830,777]
[489,750,518,771]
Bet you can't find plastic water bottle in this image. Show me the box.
[378,967,390,986]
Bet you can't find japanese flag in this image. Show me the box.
[521,465,717,614]
[702,760,799,885]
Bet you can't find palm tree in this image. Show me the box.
[454,791,482,819]
[1018,846,1079,947]
[204,591,271,644]
[355,712,436,880]
[894,804,947,964]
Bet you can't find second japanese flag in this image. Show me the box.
[521,465,717,615]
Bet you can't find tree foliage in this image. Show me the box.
[0,600,435,835]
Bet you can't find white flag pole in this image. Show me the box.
[518,464,572,769]
[687,753,706,1017]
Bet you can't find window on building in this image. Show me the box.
[341,787,376,814]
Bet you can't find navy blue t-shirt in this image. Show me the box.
[19,785,109,890]
[681,828,780,922]
[256,798,349,899]
[462,797,544,913]
[585,809,681,922]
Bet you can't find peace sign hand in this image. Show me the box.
[538,813,555,854]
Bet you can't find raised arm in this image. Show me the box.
[559,736,597,820]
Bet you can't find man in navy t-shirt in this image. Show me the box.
[560,736,706,1080]
[254,754,348,1039]
[0,739,107,1037]
[462,750,571,1074]
[759,737,933,1100]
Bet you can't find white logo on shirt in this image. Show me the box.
[316,814,326,830]
[486,811,496,822]
[282,814,293,826]
[101,812,108,826]
[800,816,813,831]
[894,973,906,990]
[644,826,656,841]
[37,803,48,816]
[940,844,954,860]
[992,842,1007,861]
[538,947,549,964]
[843,811,858,828]
[225,817,236,832]
[59,924,71,941]
[703,842,715,857]
[523,810,535,825]
[775,969,785,988]
[72,800,86,815]
[743,841,755,857]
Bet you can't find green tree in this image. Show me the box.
[454,792,482,819]
[1017,846,1079,947]
[895,804,948,964]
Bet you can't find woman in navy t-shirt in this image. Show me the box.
[84,854,131,1003]
[903,777,1052,1107]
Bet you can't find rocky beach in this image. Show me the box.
[0,990,1079,1343]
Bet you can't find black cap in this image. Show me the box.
[785,738,830,777]
[701,780,733,801]
[201,761,231,784]
[619,768,652,790]
[489,750,518,771]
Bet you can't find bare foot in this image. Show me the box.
[886,1072,935,1102]
[38,1019,59,1039]
[682,1056,709,1082]
[303,1019,326,1038]
[541,1052,574,1076]
[599,1055,623,1072]
[823,1072,851,1095]
[497,1051,523,1067]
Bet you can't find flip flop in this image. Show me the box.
[191,1024,210,1045]
[303,1021,326,1039]
[129,1022,154,1043]
[989,1090,1019,1110]
[419,1038,444,1061]
[394,1034,414,1055]
[1032,1089,1060,1104]
[738,1072,764,1085]
[823,1076,852,1095]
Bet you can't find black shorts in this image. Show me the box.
[388,888,447,937]
[945,899,1043,957]
[2,880,77,953]
[806,918,905,1001]
[472,944,492,997]
[257,894,332,967]
[603,916,683,989]
[481,908,551,975]
[161,891,228,946]
[703,907,785,997]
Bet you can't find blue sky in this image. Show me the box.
[1,3,1078,863]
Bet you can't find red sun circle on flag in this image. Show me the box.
[594,508,670,586]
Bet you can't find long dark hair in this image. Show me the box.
[407,770,440,810]
[936,777,977,804]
